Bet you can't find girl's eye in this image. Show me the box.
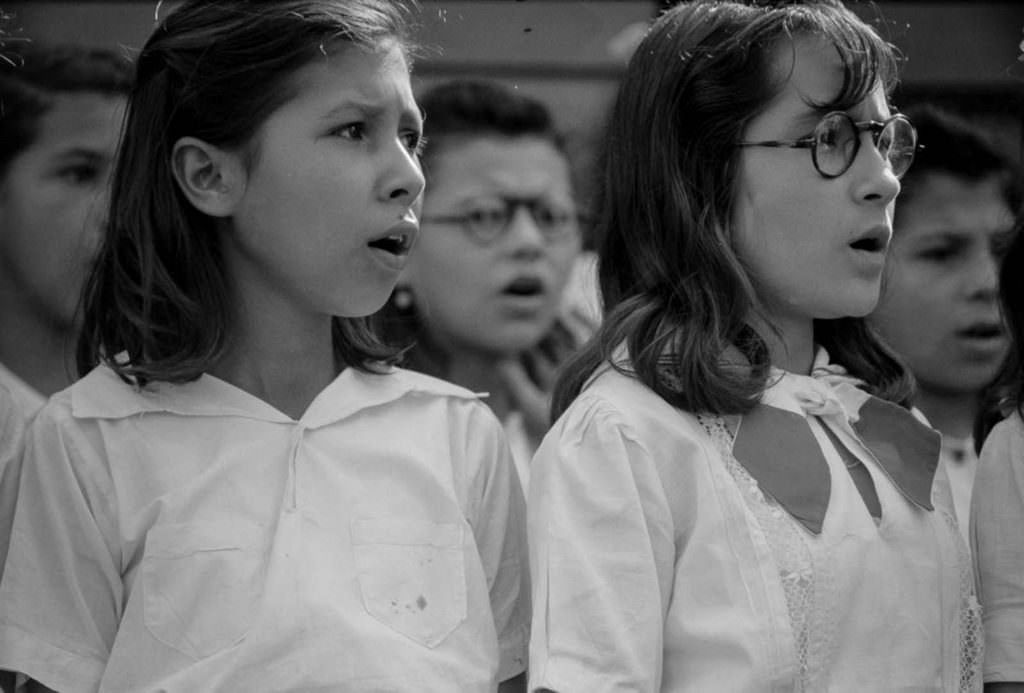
[58,164,100,185]
[919,246,956,263]
[333,123,366,140]
[403,131,426,156]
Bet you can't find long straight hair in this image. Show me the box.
[982,213,1024,426]
[553,0,914,420]
[76,0,418,385]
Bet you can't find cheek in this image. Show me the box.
[547,239,582,292]
[409,237,490,302]
[871,282,940,351]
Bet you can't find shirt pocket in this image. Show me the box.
[142,520,263,660]
[351,517,468,648]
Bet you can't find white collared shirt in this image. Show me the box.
[528,350,978,692]
[0,382,28,578]
[0,361,46,420]
[0,364,528,692]
[972,414,1024,685]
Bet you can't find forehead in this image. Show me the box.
[897,172,1015,236]
[29,92,126,155]
[426,135,572,198]
[284,40,415,110]
[760,35,887,123]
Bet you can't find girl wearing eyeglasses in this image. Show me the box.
[527,1,980,691]
[379,80,589,491]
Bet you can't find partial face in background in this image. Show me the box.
[406,135,581,356]
[870,173,1014,397]
[733,36,902,334]
[0,92,125,329]
[223,42,424,320]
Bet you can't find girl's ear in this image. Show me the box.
[170,136,245,217]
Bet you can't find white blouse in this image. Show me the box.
[528,349,980,692]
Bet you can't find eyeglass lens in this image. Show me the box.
[467,199,576,241]
[814,113,916,178]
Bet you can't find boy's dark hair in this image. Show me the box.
[0,42,132,178]
[76,0,419,385]
[899,103,1022,213]
[416,79,564,180]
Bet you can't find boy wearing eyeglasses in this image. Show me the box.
[378,79,586,491]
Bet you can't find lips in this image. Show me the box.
[368,219,417,257]
[501,276,546,297]
[849,225,891,253]
[957,323,1004,340]
[367,232,413,256]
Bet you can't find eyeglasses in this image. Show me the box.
[420,197,581,245]
[737,111,918,179]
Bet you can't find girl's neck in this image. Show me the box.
[911,386,979,440]
[211,303,338,421]
[752,313,816,375]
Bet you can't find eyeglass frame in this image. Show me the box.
[736,111,918,180]
[420,196,584,245]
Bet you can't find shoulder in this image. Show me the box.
[546,365,714,468]
[348,366,504,438]
[61,364,170,420]
[565,366,704,433]
[378,366,483,402]
[981,413,1024,462]
[358,366,494,421]
[0,361,46,418]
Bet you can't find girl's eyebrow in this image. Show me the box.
[320,99,422,127]
[51,148,109,163]
[320,99,384,122]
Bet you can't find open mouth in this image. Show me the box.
[368,233,412,256]
[959,324,1004,340]
[850,236,885,252]
[850,225,891,253]
[502,276,545,297]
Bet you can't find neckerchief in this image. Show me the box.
[731,349,940,534]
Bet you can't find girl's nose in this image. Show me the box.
[852,136,901,206]
[383,144,425,206]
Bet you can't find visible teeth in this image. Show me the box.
[369,233,407,254]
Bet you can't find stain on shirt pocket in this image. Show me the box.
[351,517,468,648]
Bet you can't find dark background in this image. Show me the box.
[6,1,1021,191]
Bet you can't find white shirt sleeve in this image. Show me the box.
[0,398,122,693]
[0,385,27,578]
[460,400,530,682]
[972,414,1024,684]
[527,396,675,693]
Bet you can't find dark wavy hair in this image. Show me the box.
[898,103,1022,213]
[416,79,566,182]
[976,210,1024,444]
[998,218,1024,418]
[0,42,132,178]
[76,0,419,385]
[553,0,914,419]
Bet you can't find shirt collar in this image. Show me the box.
[71,364,479,428]
[732,346,939,534]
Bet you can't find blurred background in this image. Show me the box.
[5,0,1022,197]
